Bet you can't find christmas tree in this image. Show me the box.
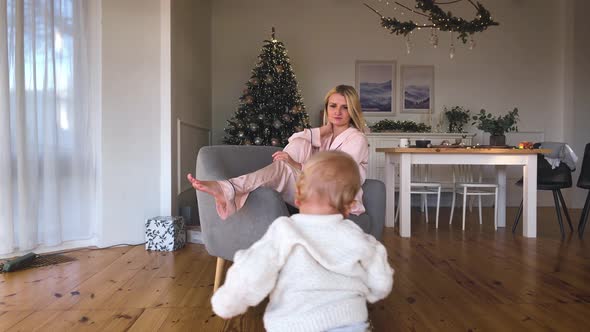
[223,28,310,147]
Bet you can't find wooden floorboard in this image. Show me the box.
[1,207,589,331]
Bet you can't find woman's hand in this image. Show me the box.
[319,123,333,139]
[272,151,302,170]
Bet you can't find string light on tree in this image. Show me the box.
[364,0,498,58]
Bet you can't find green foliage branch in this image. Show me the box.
[443,106,470,133]
[370,119,432,133]
[365,0,499,43]
[471,108,519,136]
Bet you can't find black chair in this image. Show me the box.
[577,143,590,238]
[512,143,574,238]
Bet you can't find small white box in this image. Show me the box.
[186,226,203,244]
[145,216,186,251]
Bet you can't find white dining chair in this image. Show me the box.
[395,164,442,228]
[449,165,498,230]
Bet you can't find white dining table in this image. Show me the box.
[375,147,550,238]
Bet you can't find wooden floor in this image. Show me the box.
[1,207,589,331]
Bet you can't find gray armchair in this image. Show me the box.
[195,145,385,290]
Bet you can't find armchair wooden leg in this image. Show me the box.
[214,257,225,292]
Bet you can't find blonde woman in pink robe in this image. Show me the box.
[187,85,369,220]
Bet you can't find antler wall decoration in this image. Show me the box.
[364,0,499,58]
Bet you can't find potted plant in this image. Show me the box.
[472,108,519,146]
[443,106,470,133]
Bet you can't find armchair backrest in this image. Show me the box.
[196,145,282,180]
[195,145,288,260]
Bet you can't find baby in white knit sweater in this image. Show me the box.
[211,151,394,332]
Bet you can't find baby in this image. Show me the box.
[211,151,394,332]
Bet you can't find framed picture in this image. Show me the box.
[400,65,434,114]
[355,60,396,115]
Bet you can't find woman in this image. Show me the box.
[187,84,369,219]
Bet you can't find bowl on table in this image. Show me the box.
[415,139,431,148]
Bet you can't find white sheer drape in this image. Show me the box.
[0,0,99,255]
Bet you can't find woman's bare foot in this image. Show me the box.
[187,174,237,220]
[187,173,226,206]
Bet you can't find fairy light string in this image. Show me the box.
[365,0,499,44]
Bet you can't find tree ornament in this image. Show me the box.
[282,114,292,122]
[237,131,245,138]
[271,138,280,146]
[273,119,282,129]
[264,75,273,84]
[468,36,476,50]
[249,77,259,85]
[258,113,265,120]
[405,35,412,54]
[430,28,439,48]
[449,32,455,59]
[254,137,263,145]
[244,138,252,145]
[249,123,259,131]
[275,65,284,73]
[244,95,254,104]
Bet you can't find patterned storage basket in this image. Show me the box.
[145,216,186,251]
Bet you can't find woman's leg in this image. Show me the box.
[225,160,301,212]
[225,138,313,217]
[189,138,313,219]
[283,137,314,164]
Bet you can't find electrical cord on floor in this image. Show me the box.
[0,242,147,273]
[46,242,148,255]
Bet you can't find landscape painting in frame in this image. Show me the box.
[355,61,396,115]
[401,65,434,114]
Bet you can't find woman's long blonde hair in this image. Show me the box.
[322,85,366,133]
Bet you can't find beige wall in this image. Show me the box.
[100,0,165,246]
[171,0,212,222]
[212,0,566,145]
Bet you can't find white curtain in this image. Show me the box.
[0,0,99,255]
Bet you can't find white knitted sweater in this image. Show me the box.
[211,214,394,332]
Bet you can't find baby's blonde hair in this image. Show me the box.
[296,151,361,215]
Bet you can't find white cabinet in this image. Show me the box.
[366,132,475,181]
